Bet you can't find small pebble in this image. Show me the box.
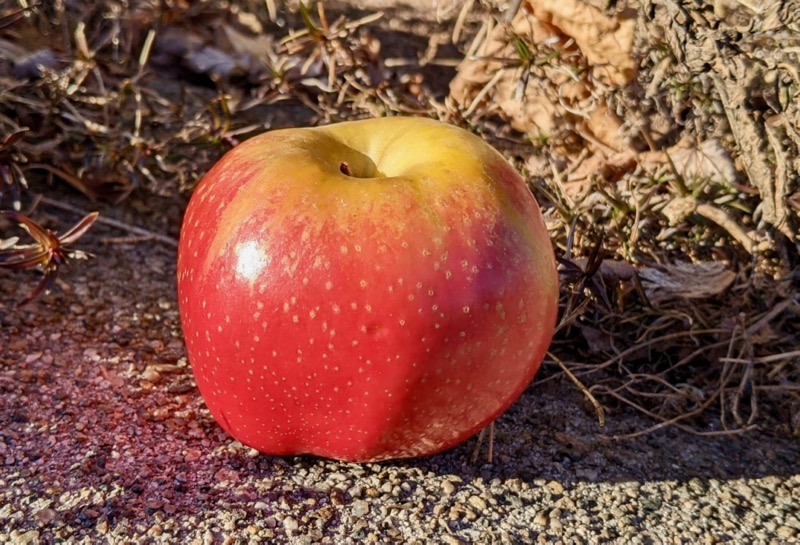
[547,481,565,495]
[468,495,487,511]
[352,500,370,517]
[283,517,299,532]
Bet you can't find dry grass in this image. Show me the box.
[1,0,798,438]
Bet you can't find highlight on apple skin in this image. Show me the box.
[176,116,559,462]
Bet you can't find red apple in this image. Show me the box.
[177,117,558,462]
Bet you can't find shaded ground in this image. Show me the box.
[1,186,799,543]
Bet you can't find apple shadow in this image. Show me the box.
[201,368,799,491]
[392,373,800,486]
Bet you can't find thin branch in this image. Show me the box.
[696,203,755,254]
[548,352,606,427]
[39,196,178,248]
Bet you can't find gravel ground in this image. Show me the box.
[2,195,799,544]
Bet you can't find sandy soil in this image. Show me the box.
[1,189,799,543]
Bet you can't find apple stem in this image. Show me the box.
[339,161,351,176]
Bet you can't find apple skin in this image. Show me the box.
[177,117,558,462]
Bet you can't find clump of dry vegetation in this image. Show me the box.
[1,0,798,437]
[450,0,799,438]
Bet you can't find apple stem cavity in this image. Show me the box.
[339,161,352,176]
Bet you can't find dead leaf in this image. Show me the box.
[638,262,736,305]
[220,24,276,75]
[578,323,614,353]
[561,149,638,201]
[660,195,697,225]
[527,0,637,87]
[644,139,738,188]
[151,21,276,82]
[572,257,637,283]
[449,0,638,190]
[12,48,59,80]
[186,46,244,79]
[151,26,205,66]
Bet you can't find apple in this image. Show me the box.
[177,116,558,462]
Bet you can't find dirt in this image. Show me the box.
[1,193,799,541]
